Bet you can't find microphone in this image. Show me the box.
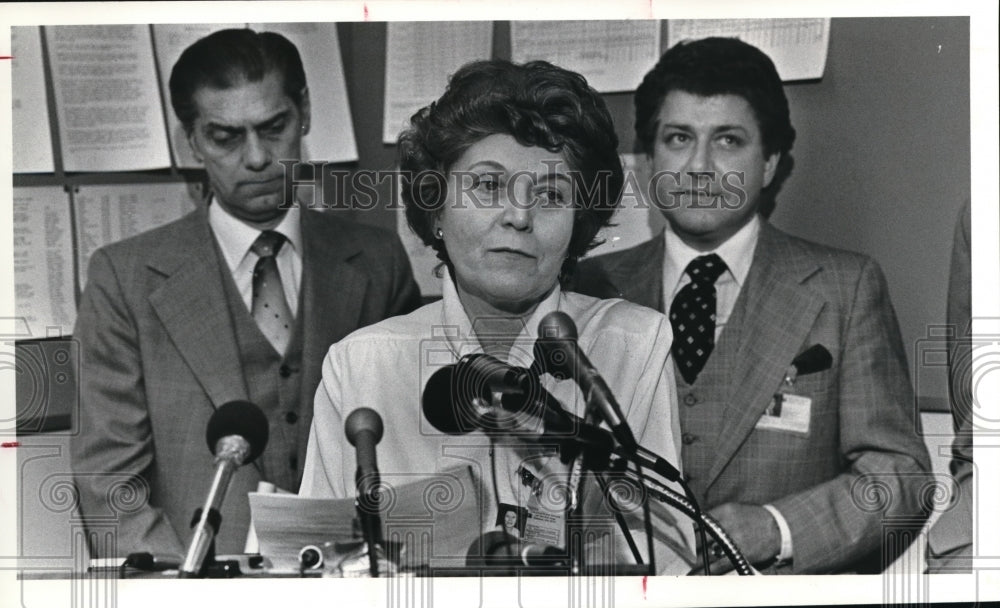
[466,531,568,568]
[422,354,537,435]
[179,400,269,578]
[422,355,617,463]
[344,408,384,577]
[423,355,683,485]
[534,311,638,453]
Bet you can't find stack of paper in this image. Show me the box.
[250,466,483,573]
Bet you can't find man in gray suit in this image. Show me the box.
[573,37,932,573]
[70,29,421,558]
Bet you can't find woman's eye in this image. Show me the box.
[473,175,501,192]
[537,188,568,206]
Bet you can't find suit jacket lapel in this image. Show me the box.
[704,223,825,489]
[602,233,665,311]
[297,210,369,464]
[148,210,249,408]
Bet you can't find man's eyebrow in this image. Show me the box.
[255,110,291,130]
[204,122,244,134]
[712,124,750,133]
[203,110,292,133]
[658,122,749,132]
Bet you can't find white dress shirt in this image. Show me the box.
[208,199,303,316]
[662,214,760,340]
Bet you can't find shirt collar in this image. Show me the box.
[208,196,303,272]
[664,213,761,291]
[439,271,562,366]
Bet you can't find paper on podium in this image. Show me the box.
[250,465,484,572]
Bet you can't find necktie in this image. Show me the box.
[251,231,293,355]
[669,254,728,384]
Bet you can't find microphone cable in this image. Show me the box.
[487,443,518,565]
[593,470,644,569]
[634,445,710,574]
[618,464,753,575]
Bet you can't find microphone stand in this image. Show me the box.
[429,353,750,575]
[566,435,655,575]
[356,485,383,578]
[563,408,599,576]
[517,431,753,575]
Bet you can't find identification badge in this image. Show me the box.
[512,464,567,547]
[756,393,811,434]
[522,508,565,547]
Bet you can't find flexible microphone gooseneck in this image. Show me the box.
[344,407,385,578]
[422,355,682,481]
[179,400,269,578]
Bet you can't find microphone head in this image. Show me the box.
[205,400,269,465]
[465,530,520,567]
[345,407,384,447]
[537,311,578,341]
[422,365,476,435]
[423,356,538,436]
[535,311,578,379]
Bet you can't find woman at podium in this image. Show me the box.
[299,59,694,574]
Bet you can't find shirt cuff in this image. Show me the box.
[762,503,793,562]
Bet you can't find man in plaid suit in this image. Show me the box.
[573,37,932,573]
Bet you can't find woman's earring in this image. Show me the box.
[435,227,444,240]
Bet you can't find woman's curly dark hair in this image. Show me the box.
[397,59,624,282]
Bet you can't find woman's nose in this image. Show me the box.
[501,185,533,231]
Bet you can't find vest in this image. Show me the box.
[219,262,306,494]
[675,284,748,510]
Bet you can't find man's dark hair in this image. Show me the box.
[398,59,625,282]
[169,28,307,133]
[634,37,796,214]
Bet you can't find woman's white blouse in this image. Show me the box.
[300,274,694,573]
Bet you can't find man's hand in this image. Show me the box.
[690,503,782,575]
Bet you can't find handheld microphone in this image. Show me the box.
[424,355,683,482]
[534,311,638,453]
[344,407,384,577]
[179,400,269,578]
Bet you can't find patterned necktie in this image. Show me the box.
[251,231,293,355]
[669,254,728,384]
